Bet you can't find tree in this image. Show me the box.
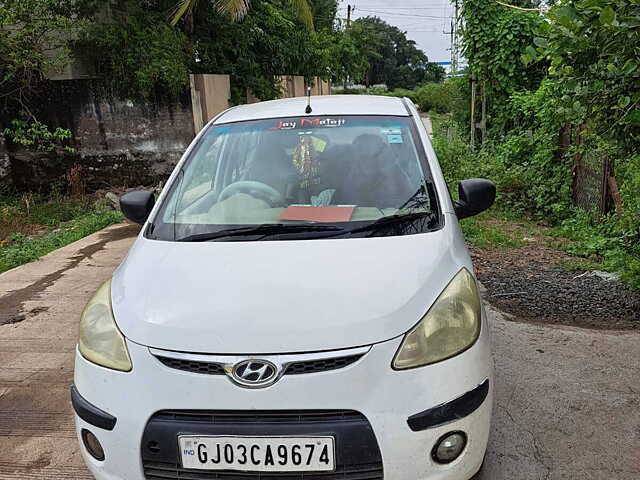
[190,1,341,101]
[328,25,370,87]
[0,0,93,120]
[170,0,314,31]
[77,1,191,101]
[310,0,338,31]
[352,16,442,90]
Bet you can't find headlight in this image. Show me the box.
[393,268,481,370]
[78,279,132,372]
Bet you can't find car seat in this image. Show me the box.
[338,134,414,208]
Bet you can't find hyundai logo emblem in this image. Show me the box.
[231,359,279,388]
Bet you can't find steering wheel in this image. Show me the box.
[218,181,286,207]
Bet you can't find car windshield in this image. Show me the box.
[150,115,440,241]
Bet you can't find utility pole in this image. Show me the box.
[451,0,459,75]
[344,4,353,90]
[470,74,476,148]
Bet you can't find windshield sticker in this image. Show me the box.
[387,134,404,144]
[270,120,298,130]
[270,118,346,130]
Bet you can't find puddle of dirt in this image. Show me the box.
[0,223,139,326]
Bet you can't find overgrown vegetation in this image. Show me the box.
[1,0,444,127]
[412,0,640,289]
[333,78,460,114]
[351,17,446,90]
[65,0,445,103]
[0,194,122,273]
[0,0,93,119]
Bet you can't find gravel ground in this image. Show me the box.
[472,245,640,330]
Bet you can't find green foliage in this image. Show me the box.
[191,1,341,101]
[3,120,74,152]
[310,0,338,31]
[533,0,640,150]
[460,213,524,249]
[352,16,445,89]
[170,0,315,31]
[0,208,123,273]
[450,0,640,288]
[1,192,124,272]
[77,1,190,100]
[461,0,546,94]
[413,81,463,114]
[327,28,369,88]
[0,0,90,112]
[1,193,89,227]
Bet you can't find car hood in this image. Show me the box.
[112,222,469,354]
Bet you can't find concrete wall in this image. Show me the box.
[278,76,306,98]
[308,77,331,96]
[248,76,329,104]
[1,80,195,191]
[0,137,9,188]
[0,74,330,192]
[190,74,231,133]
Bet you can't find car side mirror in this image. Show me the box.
[120,190,155,225]
[454,178,496,220]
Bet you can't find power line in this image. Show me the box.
[349,6,450,10]
[355,8,452,19]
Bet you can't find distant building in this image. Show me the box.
[436,61,452,74]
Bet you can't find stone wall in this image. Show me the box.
[0,137,9,189]
[1,80,195,192]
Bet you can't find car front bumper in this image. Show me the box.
[73,331,492,480]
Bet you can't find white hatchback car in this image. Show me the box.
[72,95,495,480]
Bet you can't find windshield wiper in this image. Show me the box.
[177,224,345,242]
[319,211,436,239]
[355,211,435,232]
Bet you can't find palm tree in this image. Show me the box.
[170,0,314,30]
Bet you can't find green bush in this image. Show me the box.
[0,208,123,273]
[413,83,452,114]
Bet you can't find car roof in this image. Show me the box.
[214,95,411,124]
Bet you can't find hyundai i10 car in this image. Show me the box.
[72,95,496,480]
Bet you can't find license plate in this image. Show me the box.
[178,436,336,472]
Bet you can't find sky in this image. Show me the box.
[337,0,456,64]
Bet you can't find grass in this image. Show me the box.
[0,194,123,273]
[459,211,526,249]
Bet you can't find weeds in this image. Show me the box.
[0,194,123,273]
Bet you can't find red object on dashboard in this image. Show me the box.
[278,206,355,223]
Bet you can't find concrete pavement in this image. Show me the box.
[421,115,433,137]
[0,223,638,479]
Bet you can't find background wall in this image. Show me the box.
[0,74,330,192]
[2,80,195,191]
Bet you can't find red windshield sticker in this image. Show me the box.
[270,118,346,130]
[270,120,298,130]
[300,118,346,128]
[278,206,355,223]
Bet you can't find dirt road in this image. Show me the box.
[0,223,638,479]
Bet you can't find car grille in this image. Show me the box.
[154,409,365,424]
[285,355,363,375]
[142,410,383,479]
[143,460,384,479]
[157,356,226,375]
[155,354,364,376]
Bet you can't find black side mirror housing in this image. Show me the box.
[120,190,155,225]
[454,178,496,220]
